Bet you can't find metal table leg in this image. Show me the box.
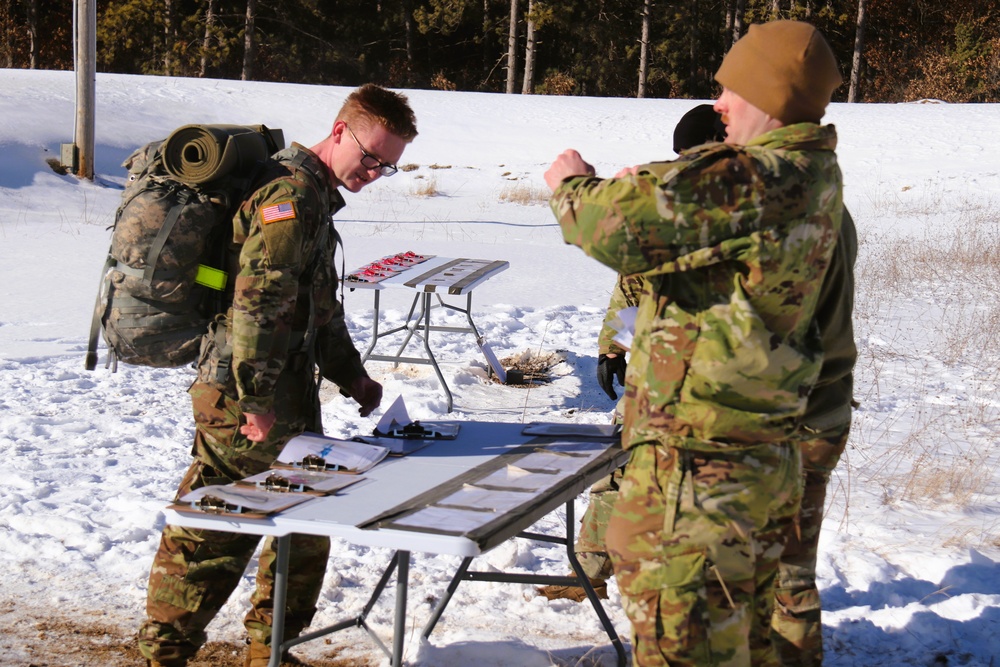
[420,502,627,666]
[360,288,501,412]
[392,550,410,666]
[277,550,412,665]
[269,534,291,667]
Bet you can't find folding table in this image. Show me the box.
[164,420,631,667]
[344,255,510,411]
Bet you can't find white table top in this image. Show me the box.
[344,255,509,294]
[164,421,627,558]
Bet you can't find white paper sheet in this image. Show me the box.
[514,451,595,475]
[434,484,534,513]
[610,306,637,351]
[373,395,460,439]
[376,394,412,434]
[536,439,609,454]
[392,505,499,533]
[276,432,388,473]
[476,465,568,491]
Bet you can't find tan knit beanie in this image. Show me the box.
[715,20,842,124]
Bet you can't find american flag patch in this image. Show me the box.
[261,201,296,224]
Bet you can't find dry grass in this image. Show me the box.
[409,174,440,197]
[46,156,69,174]
[498,180,551,205]
[0,613,375,667]
[496,349,566,387]
[848,183,1000,545]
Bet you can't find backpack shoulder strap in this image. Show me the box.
[85,251,117,371]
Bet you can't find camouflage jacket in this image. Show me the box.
[202,143,367,415]
[551,123,843,451]
[800,207,857,433]
[598,275,645,357]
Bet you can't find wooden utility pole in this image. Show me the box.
[74,0,96,181]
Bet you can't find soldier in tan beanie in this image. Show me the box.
[715,19,841,131]
[545,19,845,667]
[716,20,853,667]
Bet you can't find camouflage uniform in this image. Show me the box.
[138,144,369,666]
[574,274,645,582]
[772,209,857,666]
[550,123,843,666]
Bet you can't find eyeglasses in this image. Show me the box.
[346,125,398,177]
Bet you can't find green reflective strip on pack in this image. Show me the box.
[194,264,227,291]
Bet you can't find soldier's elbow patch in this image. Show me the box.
[258,210,303,267]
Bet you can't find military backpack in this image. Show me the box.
[85,123,284,371]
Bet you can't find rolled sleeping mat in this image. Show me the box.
[161,124,283,185]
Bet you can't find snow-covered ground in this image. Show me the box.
[1,69,999,665]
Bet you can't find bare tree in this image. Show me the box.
[200,0,217,77]
[770,0,781,18]
[1,1,11,68]
[506,0,518,93]
[482,0,492,82]
[724,0,735,51]
[26,0,37,68]
[638,0,651,98]
[848,0,867,102]
[689,0,702,94]
[242,0,257,81]
[521,0,535,94]
[732,0,746,46]
[164,0,174,74]
[404,0,416,83]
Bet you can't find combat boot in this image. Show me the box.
[536,575,609,602]
[244,640,310,667]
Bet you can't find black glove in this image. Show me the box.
[596,353,627,401]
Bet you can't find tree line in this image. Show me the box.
[2,0,998,103]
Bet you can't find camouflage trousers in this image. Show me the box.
[606,441,802,667]
[572,404,626,581]
[138,365,330,665]
[771,424,850,667]
[573,466,624,580]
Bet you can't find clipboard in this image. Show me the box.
[170,485,314,518]
[373,420,461,440]
[520,422,621,439]
[239,468,363,495]
[274,432,389,474]
[353,435,436,457]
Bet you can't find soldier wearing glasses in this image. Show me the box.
[138,84,418,667]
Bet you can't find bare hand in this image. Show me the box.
[614,165,639,178]
[350,377,383,417]
[240,410,277,442]
[544,149,596,190]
